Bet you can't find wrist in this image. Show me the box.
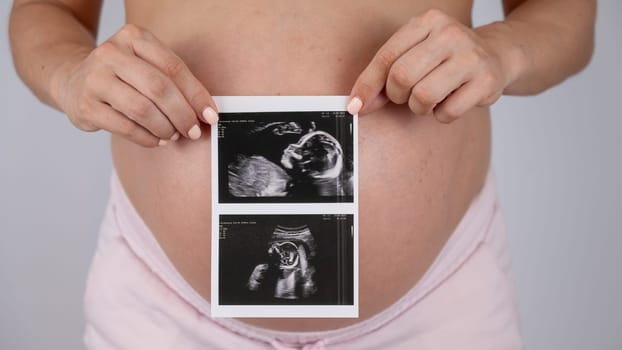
[475,21,528,92]
[48,45,91,111]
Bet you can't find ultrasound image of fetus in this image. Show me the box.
[225,118,353,199]
[281,131,344,180]
[247,225,317,300]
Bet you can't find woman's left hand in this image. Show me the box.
[348,9,516,123]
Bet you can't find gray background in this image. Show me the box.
[1,1,620,349]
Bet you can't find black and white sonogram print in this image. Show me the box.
[218,214,354,306]
[217,112,354,203]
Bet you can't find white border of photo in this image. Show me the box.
[210,96,359,318]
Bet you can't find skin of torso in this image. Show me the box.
[112,0,491,331]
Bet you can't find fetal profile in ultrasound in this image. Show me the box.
[218,214,354,306]
[217,112,354,203]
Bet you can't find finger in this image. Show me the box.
[408,88,435,117]
[408,57,471,116]
[385,39,449,104]
[348,18,431,114]
[95,73,177,140]
[106,48,201,140]
[91,101,161,147]
[433,80,487,123]
[131,36,219,124]
[358,90,389,116]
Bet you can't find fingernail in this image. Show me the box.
[202,107,219,125]
[158,139,168,146]
[188,124,201,140]
[170,132,180,141]
[347,97,362,115]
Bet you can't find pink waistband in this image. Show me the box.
[108,168,498,346]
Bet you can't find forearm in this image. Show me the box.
[476,0,596,95]
[9,1,101,109]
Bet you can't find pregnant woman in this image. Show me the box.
[9,0,595,348]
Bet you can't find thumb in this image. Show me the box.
[347,66,390,116]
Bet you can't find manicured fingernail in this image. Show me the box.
[347,97,362,115]
[170,132,180,141]
[188,124,201,140]
[158,139,168,146]
[202,107,219,125]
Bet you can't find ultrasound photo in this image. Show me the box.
[218,214,354,306]
[217,111,354,203]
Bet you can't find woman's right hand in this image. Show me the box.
[52,24,219,147]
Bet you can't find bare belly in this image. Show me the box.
[112,0,490,331]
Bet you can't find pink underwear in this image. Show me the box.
[83,169,523,349]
